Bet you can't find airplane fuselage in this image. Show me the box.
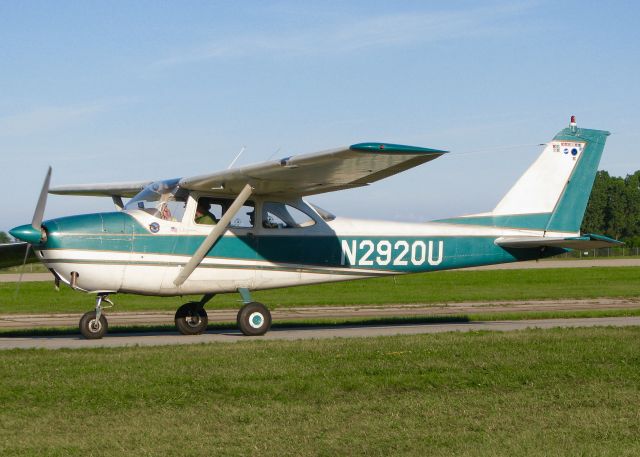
[34,204,562,296]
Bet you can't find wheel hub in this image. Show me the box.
[186,313,201,327]
[248,312,264,329]
[89,318,101,333]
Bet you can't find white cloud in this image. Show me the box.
[155,3,535,67]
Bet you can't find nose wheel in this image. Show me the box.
[79,294,113,339]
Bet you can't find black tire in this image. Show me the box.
[79,311,108,339]
[175,303,208,335]
[237,302,271,336]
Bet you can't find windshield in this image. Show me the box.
[125,179,188,222]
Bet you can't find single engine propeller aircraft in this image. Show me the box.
[3,117,621,339]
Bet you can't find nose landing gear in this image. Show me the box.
[79,294,113,339]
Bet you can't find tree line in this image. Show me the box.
[582,170,640,247]
[1,169,638,245]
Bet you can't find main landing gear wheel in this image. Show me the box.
[79,311,108,340]
[175,302,209,335]
[237,302,271,336]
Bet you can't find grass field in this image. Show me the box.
[0,266,639,314]
[1,327,639,456]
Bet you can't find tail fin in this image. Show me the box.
[437,119,610,233]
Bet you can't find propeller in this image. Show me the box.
[14,243,31,298]
[32,166,52,232]
[11,167,52,296]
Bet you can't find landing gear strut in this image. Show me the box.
[175,294,214,335]
[236,288,271,336]
[79,294,113,339]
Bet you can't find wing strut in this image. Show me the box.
[173,183,253,287]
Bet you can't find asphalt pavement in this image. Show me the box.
[1,316,640,350]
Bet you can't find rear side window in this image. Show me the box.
[263,202,316,229]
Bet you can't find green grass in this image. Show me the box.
[0,263,49,274]
[1,327,640,456]
[1,266,639,314]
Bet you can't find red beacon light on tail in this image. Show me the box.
[570,115,577,132]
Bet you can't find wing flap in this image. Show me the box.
[496,233,623,250]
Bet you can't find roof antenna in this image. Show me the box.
[267,147,282,161]
[227,146,246,169]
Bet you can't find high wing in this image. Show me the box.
[179,143,447,196]
[496,233,623,250]
[49,180,152,198]
[48,143,447,198]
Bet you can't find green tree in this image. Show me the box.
[582,170,610,235]
[582,169,640,246]
[0,231,11,244]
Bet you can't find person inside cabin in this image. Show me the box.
[195,199,218,225]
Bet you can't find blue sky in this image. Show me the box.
[1,1,639,232]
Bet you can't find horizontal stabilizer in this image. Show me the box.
[495,233,623,250]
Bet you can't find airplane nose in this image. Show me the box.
[9,224,46,245]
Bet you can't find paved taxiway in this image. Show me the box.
[1,316,640,350]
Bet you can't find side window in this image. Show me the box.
[195,198,220,225]
[230,203,255,228]
[159,199,187,222]
[263,202,316,229]
[195,197,255,228]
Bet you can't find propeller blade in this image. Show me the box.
[32,166,52,231]
[14,243,31,298]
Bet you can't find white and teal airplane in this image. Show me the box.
[4,118,620,339]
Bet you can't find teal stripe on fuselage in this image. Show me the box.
[432,213,551,230]
[42,212,563,274]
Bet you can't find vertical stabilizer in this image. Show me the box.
[436,118,610,232]
[493,124,610,232]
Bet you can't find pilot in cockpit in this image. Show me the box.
[195,200,218,225]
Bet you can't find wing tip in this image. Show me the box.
[350,143,448,154]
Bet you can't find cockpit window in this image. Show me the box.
[196,197,255,228]
[125,179,188,222]
[263,202,316,229]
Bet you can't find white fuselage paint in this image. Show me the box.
[36,206,576,296]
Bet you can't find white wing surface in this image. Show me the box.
[180,143,447,196]
[49,181,153,198]
[48,143,447,198]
